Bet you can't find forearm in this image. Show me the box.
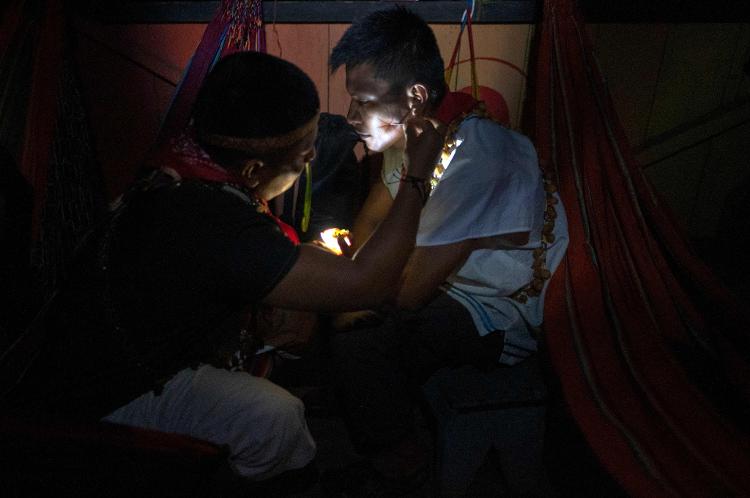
[393,232,530,310]
[348,118,441,303]
[349,179,428,301]
[263,116,441,311]
[350,214,379,252]
[263,184,428,311]
[393,240,474,310]
[350,180,392,251]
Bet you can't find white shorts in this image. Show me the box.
[103,364,316,480]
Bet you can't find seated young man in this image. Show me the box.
[324,7,569,494]
[7,51,442,489]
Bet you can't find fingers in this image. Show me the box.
[337,234,354,258]
[310,240,342,255]
[403,114,443,178]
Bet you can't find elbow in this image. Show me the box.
[396,298,422,312]
[394,288,430,311]
[393,275,440,311]
[355,274,400,309]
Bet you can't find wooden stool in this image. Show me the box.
[422,356,552,497]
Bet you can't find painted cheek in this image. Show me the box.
[365,114,393,135]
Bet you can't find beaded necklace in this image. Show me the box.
[434,103,559,304]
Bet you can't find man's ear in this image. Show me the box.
[408,83,430,115]
[241,159,264,188]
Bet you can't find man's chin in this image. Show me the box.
[362,137,395,154]
[359,136,376,150]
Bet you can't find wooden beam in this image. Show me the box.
[580,0,750,23]
[78,1,540,24]
[74,0,750,24]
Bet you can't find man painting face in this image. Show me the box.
[250,127,318,201]
[345,63,411,153]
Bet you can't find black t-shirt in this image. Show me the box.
[13,179,299,419]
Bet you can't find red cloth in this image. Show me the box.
[435,89,478,125]
[151,132,244,184]
[529,1,750,496]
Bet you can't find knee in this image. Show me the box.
[231,383,308,436]
[259,392,315,460]
[268,391,308,431]
[329,327,378,362]
[329,332,376,379]
[231,386,316,479]
[329,329,355,359]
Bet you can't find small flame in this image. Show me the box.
[320,228,351,255]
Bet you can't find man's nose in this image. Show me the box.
[346,100,361,125]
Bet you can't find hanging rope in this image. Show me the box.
[445,0,479,98]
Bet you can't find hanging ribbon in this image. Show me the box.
[301,162,312,233]
[445,0,479,99]
[156,0,266,145]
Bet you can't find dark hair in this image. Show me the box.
[193,51,319,142]
[330,6,445,105]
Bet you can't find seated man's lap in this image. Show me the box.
[327,293,506,453]
[400,293,505,382]
[103,364,316,480]
[331,293,505,386]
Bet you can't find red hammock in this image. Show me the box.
[157,0,266,144]
[529,1,750,496]
[1,0,63,241]
[7,0,750,494]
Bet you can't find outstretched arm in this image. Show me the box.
[395,241,475,310]
[350,180,393,252]
[395,230,531,310]
[263,116,442,312]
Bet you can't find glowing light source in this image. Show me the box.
[319,228,351,256]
